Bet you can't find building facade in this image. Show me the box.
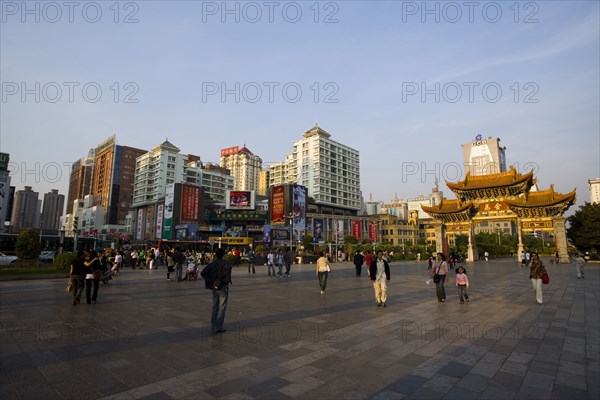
[90,136,146,226]
[133,140,201,207]
[220,146,263,192]
[589,178,600,204]
[201,163,234,204]
[0,152,11,232]
[66,153,94,214]
[41,189,65,233]
[10,186,39,231]
[462,135,507,176]
[288,125,361,211]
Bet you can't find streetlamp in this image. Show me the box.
[286,213,294,252]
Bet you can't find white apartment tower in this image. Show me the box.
[288,125,361,210]
[219,146,263,192]
[133,140,201,207]
[589,178,600,204]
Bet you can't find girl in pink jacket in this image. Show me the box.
[455,266,470,304]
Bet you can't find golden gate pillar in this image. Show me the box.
[553,216,570,263]
[467,220,478,262]
[516,219,524,263]
[434,222,446,255]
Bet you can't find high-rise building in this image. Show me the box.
[258,169,269,196]
[11,186,39,231]
[201,163,234,204]
[90,135,146,225]
[220,146,263,192]
[67,153,94,214]
[133,140,201,207]
[589,178,600,204]
[462,135,507,176]
[0,152,11,232]
[287,125,361,210]
[41,189,65,232]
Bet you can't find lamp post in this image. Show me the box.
[286,213,294,252]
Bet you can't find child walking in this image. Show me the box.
[455,266,470,304]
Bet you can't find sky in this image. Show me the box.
[1,0,599,212]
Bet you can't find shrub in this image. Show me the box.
[54,252,77,272]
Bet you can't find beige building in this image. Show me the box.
[220,146,262,192]
[462,135,507,176]
[589,178,600,204]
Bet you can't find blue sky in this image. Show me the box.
[1,0,599,209]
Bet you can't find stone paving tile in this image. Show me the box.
[0,260,598,399]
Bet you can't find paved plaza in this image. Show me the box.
[0,258,598,399]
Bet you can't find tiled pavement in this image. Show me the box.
[1,258,598,399]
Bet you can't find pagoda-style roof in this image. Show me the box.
[152,139,180,154]
[447,166,535,201]
[303,124,331,139]
[504,185,576,217]
[421,199,475,223]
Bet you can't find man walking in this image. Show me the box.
[284,249,293,277]
[353,251,365,277]
[369,250,390,307]
[173,247,185,281]
[201,248,232,333]
[267,250,275,277]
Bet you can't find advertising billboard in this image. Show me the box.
[180,184,201,224]
[162,184,174,239]
[136,208,144,240]
[155,204,164,239]
[226,190,255,210]
[292,184,306,241]
[369,222,378,241]
[220,146,239,157]
[270,185,285,225]
[312,218,324,242]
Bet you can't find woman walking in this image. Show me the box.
[316,251,331,295]
[529,252,547,304]
[431,253,449,302]
[84,250,102,304]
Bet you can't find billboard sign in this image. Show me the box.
[270,185,285,225]
[181,184,201,224]
[226,190,255,210]
[352,221,362,241]
[162,184,174,239]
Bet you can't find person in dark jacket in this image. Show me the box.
[369,250,391,307]
[353,251,365,277]
[204,248,232,333]
[69,251,86,305]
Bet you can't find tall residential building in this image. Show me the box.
[462,135,507,176]
[589,178,600,204]
[0,152,11,232]
[133,140,201,207]
[67,153,94,214]
[10,186,39,231]
[287,125,361,210]
[201,163,234,204]
[258,169,269,196]
[90,135,146,225]
[41,189,65,232]
[220,146,263,192]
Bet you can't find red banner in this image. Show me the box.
[369,222,377,242]
[352,221,362,241]
[271,186,285,224]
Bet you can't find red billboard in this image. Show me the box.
[181,184,201,224]
[220,146,239,157]
[352,221,362,241]
[271,186,285,224]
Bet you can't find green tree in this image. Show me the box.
[16,229,41,260]
[567,202,600,252]
[302,234,314,251]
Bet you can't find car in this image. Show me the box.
[0,252,18,266]
[39,251,57,263]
